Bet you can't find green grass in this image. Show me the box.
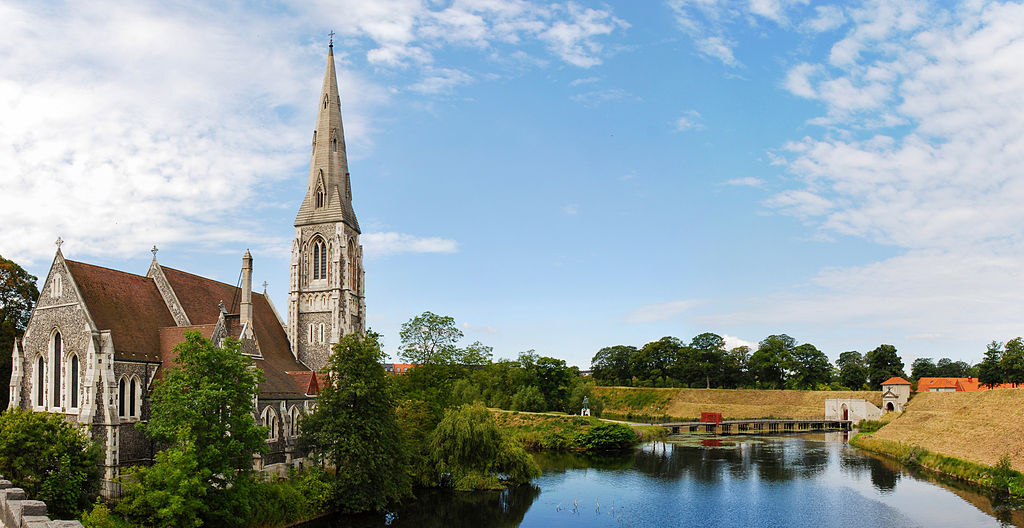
[492,411,646,451]
[851,434,1024,497]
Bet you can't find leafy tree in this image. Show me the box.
[749,335,795,389]
[865,344,905,389]
[978,341,1004,389]
[637,337,683,384]
[510,385,546,412]
[590,345,636,385]
[0,408,101,518]
[116,441,207,528]
[0,255,39,408]
[934,357,972,378]
[429,402,539,491]
[399,311,464,364]
[134,331,265,526]
[788,343,833,389]
[911,358,937,380]
[721,346,751,388]
[689,333,726,389]
[836,351,868,389]
[1001,337,1024,387]
[300,331,412,512]
[567,381,603,417]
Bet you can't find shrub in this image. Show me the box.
[575,422,637,451]
[510,386,546,412]
[0,409,101,518]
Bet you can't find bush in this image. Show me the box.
[80,502,133,528]
[857,420,885,433]
[0,409,101,518]
[430,403,540,490]
[575,422,637,451]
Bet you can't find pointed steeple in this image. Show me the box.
[294,42,360,232]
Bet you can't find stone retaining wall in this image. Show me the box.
[0,478,83,528]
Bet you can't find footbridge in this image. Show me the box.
[661,418,852,435]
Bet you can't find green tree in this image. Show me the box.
[978,341,1004,389]
[865,344,905,389]
[116,440,207,528]
[429,402,539,490]
[510,385,546,412]
[399,311,464,364]
[836,351,868,390]
[788,343,833,389]
[132,331,266,526]
[911,358,937,380]
[0,255,39,409]
[637,337,683,384]
[0,408,101,518]
[300,331,412,512]
[721,346,751,388]
[1001,337,1024,387]
[749,335,795,389]
[590,345,636,385]
[689,333,726,389]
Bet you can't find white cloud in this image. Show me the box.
[696,36,739,67]
[725,177,764,187]
[361,232,459,257]
[627,300,699,323]
[562,204,579,215]
[570,76,601,86]
[408,68,474,94]
[674,110,704,131]
[570,88,632,106]
[722,334,758,351]
[803,5,846,33]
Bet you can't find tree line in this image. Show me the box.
[591,333,908,390]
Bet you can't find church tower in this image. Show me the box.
[289,41,365,371]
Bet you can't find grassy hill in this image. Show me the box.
[864,389,1024,470]
[594,386,881,420]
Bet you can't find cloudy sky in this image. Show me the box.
[4,0,1024,368]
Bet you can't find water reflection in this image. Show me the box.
[301,434,1024,528]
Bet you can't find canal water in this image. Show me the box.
[303,432,1024,527]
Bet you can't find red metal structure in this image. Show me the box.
[700,412,723,424]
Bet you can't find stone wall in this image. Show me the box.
[0,477,82,528]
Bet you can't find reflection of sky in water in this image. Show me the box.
[521,436,1007,528]
[304,434,1017,528]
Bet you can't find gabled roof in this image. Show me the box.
[65,260,175,362]
[156,325,217,379]
[918,377,979,392]
[160,266,311,399]
[881,376,911,386]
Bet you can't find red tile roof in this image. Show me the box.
[65,260,175,362]
[156,325,216,379]
[160,266,312,399]
[881,376,911,386]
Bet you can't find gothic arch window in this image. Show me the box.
[68,354,79,409]
[315,186,324,208]
[51,331,61,408]
[308,323,314,344]
[263,407,279,441]
[289,406,301,438]
[52,273,62,299]
[312,237,327,280]
[118,377,126,417]
[35,356,44,409]
[129,376,139,418]
[323,95,329,109]
[347,238,358,291]
[332,136,338,152]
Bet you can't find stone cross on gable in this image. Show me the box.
[262,281,268,292]
[151,245,159,260]
[55,236,63,249]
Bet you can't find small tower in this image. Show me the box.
[288,41,365,371]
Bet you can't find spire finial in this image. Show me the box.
[55,236,63,250]
[329,30,335,47]
[151,245,159,261]
[262,281,268,292]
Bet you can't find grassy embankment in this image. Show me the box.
[594,386,881,422]
[492,410,665,451]
[851,390,1024,496]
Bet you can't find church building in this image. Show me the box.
[7,43,364,495]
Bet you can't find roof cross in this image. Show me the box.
[329,31,335,46]
[262,281,268,292]
[151,245,159,260]
[55,236,63,250]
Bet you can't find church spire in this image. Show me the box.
[294,41,359,232]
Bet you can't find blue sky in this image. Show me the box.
[4,0,1024,368]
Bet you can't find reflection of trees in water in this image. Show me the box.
[310,485,541,528]
[532,450,635,473]
[839,450,900,493]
